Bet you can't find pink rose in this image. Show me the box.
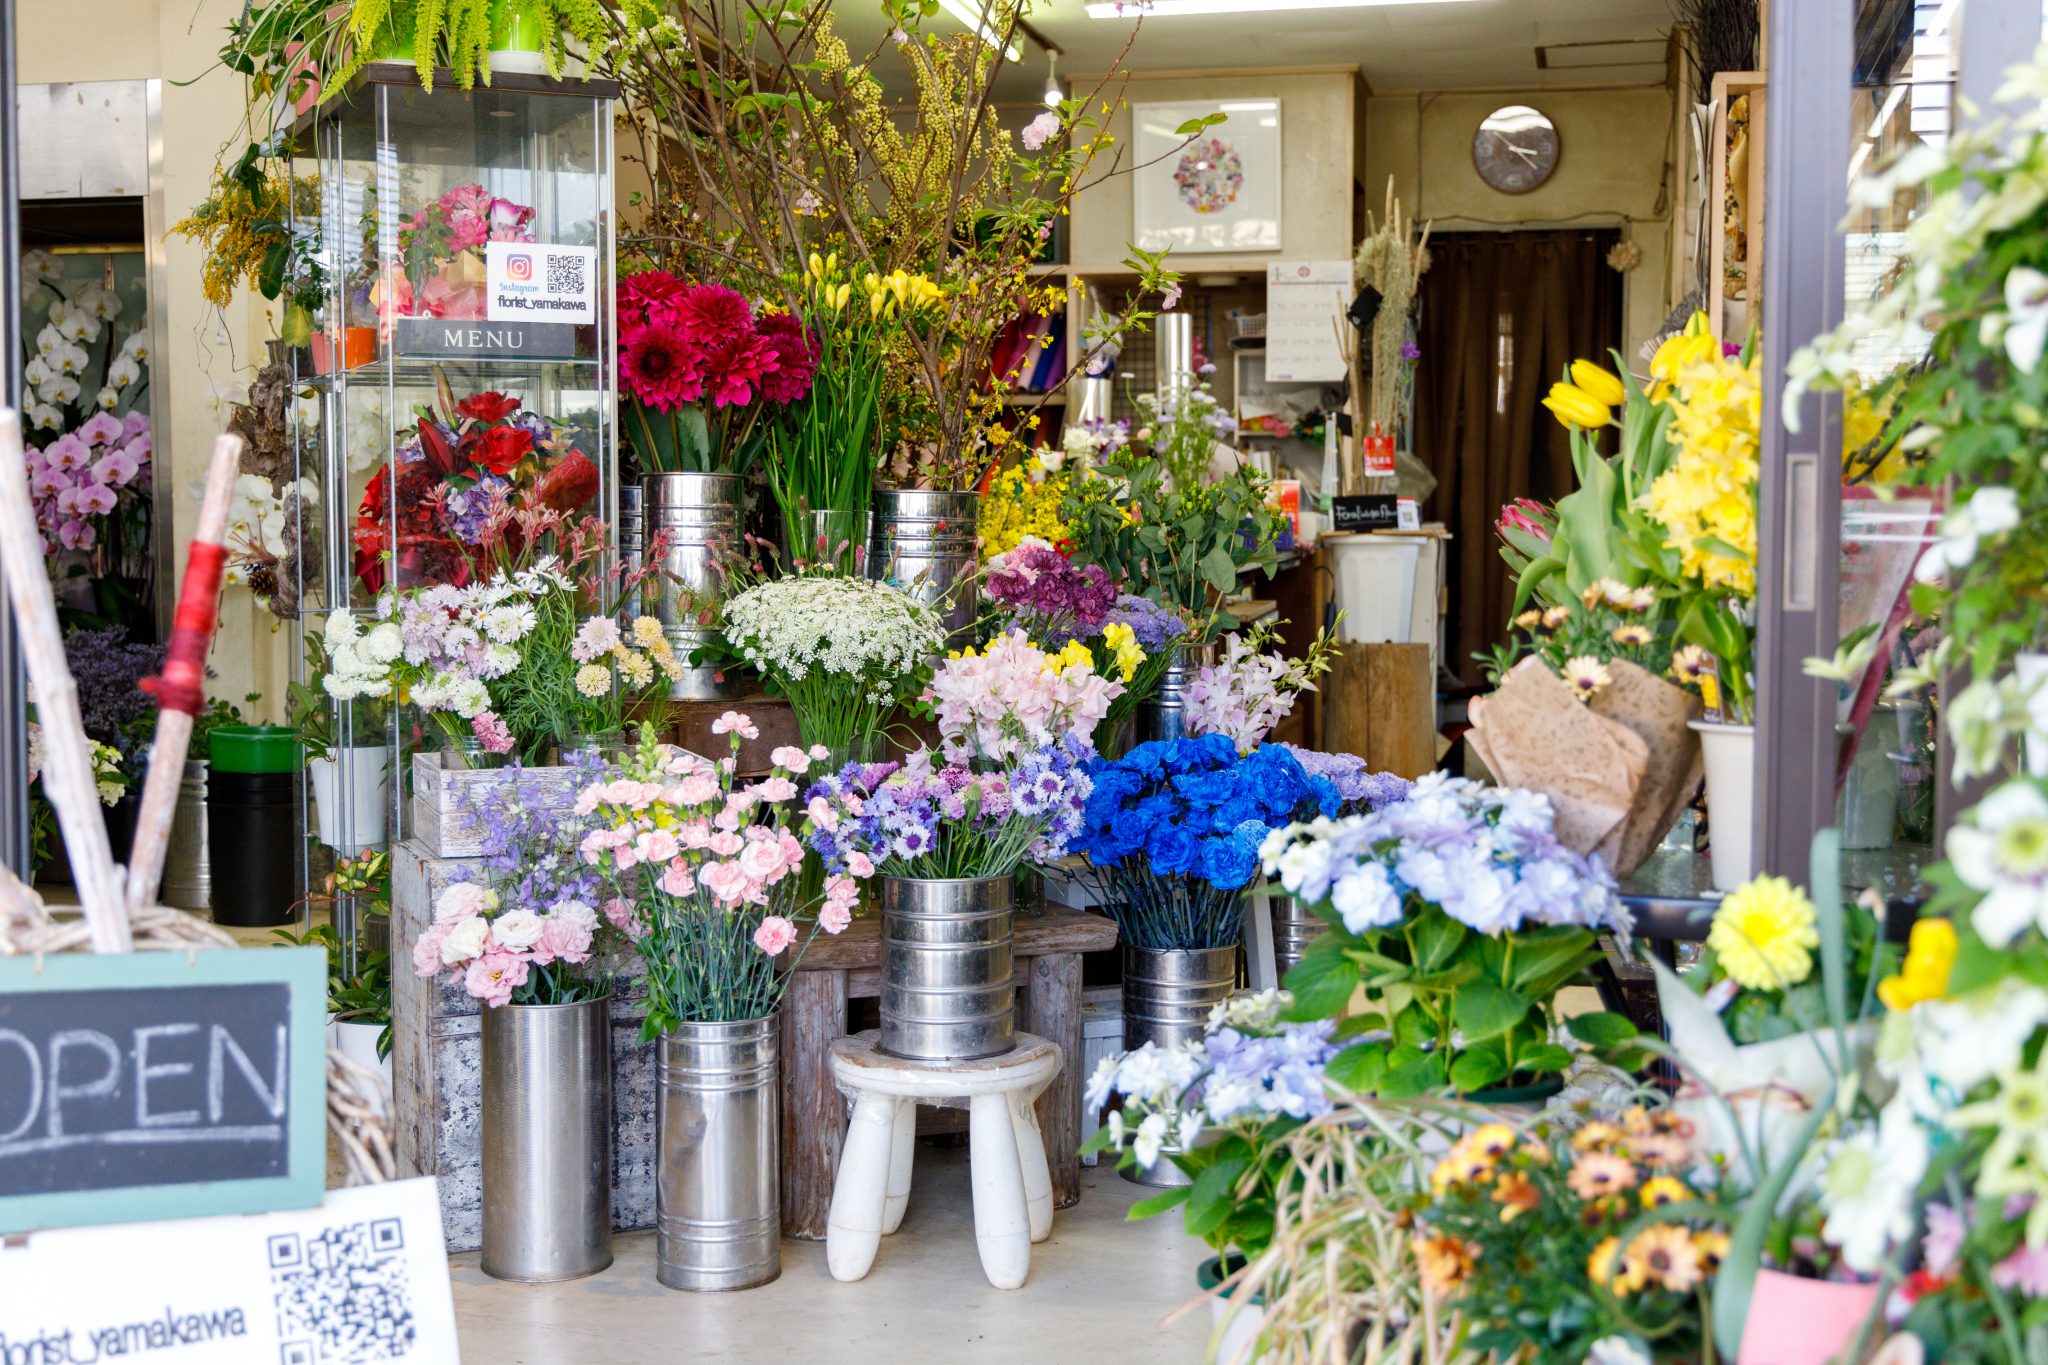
[465,951,530,1009]
[752,915,798,956]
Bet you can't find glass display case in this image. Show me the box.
[285,68,619,951]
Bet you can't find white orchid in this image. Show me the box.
[94,386,119,411]
[23,357,50,388]
[1949,780,2048,947]
[39,375,80,405]
[55,307,100,345]
[26,404,62,432]
[106,355,141,389]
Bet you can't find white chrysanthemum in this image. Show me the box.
[483,604,537,643]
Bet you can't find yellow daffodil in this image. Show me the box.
[1570,359,1628,407]
[1878,918,1958,1011]
[1707,874,1820,991]
[1542,381,1612,430]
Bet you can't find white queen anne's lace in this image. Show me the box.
[723,575,943,701]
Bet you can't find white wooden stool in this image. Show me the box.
[826,1030,1062,1290]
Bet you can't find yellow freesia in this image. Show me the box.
[1569,360,1627,407]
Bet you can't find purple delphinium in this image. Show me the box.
[457,760,607,926]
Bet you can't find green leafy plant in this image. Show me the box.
[275,853,394,1061]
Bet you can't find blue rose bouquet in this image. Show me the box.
[1071,735,1341,949]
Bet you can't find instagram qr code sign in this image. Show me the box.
[487,242,596,325]
[0,1178,459,1363]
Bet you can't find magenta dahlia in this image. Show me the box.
[621,323,705,410]
[756,313,819,405]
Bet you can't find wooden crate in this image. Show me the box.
[391,839,658,1252]
[409,753,583,859]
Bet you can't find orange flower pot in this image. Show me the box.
[310,326,379,375]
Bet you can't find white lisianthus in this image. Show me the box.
[490,909,546,951]
[439,915,491,965]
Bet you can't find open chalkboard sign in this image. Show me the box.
[1329,494,1399,532]
[0,947,327,1234]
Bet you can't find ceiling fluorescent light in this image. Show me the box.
[1088,0,1480,17]
[936,0,1023,60]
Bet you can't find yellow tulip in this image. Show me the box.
[1542,382,1612,429]
[1651,332,1717,382]
[1569,360,1627,407]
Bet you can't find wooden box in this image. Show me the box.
[410,753,583,859]
[391,838,657,1252]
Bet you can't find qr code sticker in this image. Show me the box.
[545,252,586,296]
[270,1219,418,1363]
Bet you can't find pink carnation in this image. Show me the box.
[771,746,811,774]
[702,860,751,904]
[636,829,681,863]
[711,710,760,739]
[603,897,639,933]
[818,901,852,935]
[658,863,696,898]
[738,838,788,882]
[754,777,798,803]
[846,850,875,879]
[752,915,798,956]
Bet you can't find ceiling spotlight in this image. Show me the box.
[936,0,1023,60]
[1043,51,1064,108]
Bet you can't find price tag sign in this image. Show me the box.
[1362,431,1396,478]
[0,1178,460,1364]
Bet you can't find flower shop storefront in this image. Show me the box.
[9,0,2048,1362]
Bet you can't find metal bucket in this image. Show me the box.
[1134,641,1219,744]
[480,996,614,1282]
[868,489,980,644]
[880,874,1014,1061]
[657,1016,781,1291]
[1270,894,1330,983]
[617,481,645,620]
[1121,944,1237,1189]
[159,759,210,910]
[644,471,744,701]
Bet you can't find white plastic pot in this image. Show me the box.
[308,745,389,853]
[1690,720,1755,893]
[327,1018,391,1113]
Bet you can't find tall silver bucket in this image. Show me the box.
[1121,944,1237,1189]
[868,489,980,644]
[160,759,210,909]
[880,874,1014,1061]
[480,996,614,1282]
[657,1016,781,1291]
[617,481,645,621]
[1134,641,1219,745]
[1270,894,1330,983]
[644,471,744,701]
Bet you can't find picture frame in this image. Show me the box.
[1132,99,1283,254]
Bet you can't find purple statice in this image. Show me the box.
[1261,772,1628,941]
[1104,594,1187,652]
[984,543,1116,634]
[1280,745,1412,815]
[444,472,509,545]
[63,627,166,746]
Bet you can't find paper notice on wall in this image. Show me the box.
[1264,260,1351,382]
[0,1177,460,1363]
[487,241,597,324]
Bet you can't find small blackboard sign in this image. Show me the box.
[395,317,583,360]
[0,947,326,1234]
[1330,494,1399,532]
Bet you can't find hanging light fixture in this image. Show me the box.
[1043,50,1064,108]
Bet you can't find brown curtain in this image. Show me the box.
[1414,230,1622,685]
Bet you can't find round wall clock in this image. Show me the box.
[1473,105,1561,194]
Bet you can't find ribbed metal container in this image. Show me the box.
[480,996,614,1283]
[617,481,645,620]
[1270,894,1331,983]
[657,1017,781,1292]
[159,759,210,910]
[1134,641,1219,745]
[880,874,1014,1061]
[1121,944,1238,1189]
[644,471,744,701]
[868,489,980,644]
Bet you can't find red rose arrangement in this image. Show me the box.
[354,369,596,593]
[618,268,818,474]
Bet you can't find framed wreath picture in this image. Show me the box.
[1132,100,1283,254]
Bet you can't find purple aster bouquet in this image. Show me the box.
[1259,773,1635,1096]
[1081,989,1340,1258]
[1071,736,1343,950]
[806,740,1092,880]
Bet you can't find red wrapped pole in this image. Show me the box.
[127,434,243,911]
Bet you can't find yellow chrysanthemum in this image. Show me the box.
[1707,874,1820,991]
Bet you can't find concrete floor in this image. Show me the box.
[449,1145,1213,1364]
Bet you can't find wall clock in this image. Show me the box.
[1473,105,1560,194]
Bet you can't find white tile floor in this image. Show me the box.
[449,1146,1213,1364]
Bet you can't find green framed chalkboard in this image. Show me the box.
[0,946,328,1233]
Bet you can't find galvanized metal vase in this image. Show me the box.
[616,480,645,620]
[657,1016,781,1292]
[643,471,744,701]
[159,759,210,910]
[880,874,1015,1062]
[1134,641,1220,745]
[1270,895,1330,984]
[1121,944,1237,1188]
[868,489,980,644]
[480,995,614,1283]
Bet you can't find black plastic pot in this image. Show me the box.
[206,768,300,927]
[103,791,141,867]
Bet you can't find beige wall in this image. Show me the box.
[1071,68,1359,274]
[1363,85,1678,358]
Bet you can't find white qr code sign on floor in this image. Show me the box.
[0,1177,459,1364]
[486,241,597,325]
